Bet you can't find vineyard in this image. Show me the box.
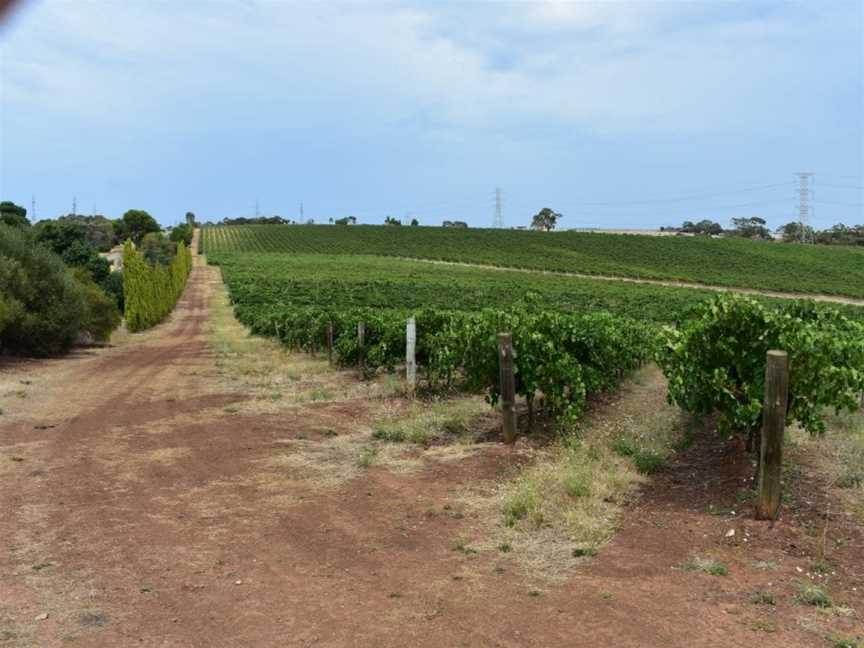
[204,227,864,434]
[202,224,864,298]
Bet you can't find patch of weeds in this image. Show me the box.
[528,590,542,597]
[678,556,728,576]
[356,445,378,468]
[572,546,598,558]
[796,581,832,608]
[323,429,338,437]
[373,400,486,446]
[811,560,832,575]
[753,560,779,571]
[750,619,776,633]
[599,591,613,600]
[493,566,505,575]
[223,406,239,414]
[388,592,401,599]
[0,630,17,641]
[736,489,756,503]
[307,388,332,402]
[452,538,478,555]
[32,562,53,572]
[503,481,541,528]
[833,637,860,648]
[611,437,667,474]
[498,543,511,553]
[750,591,776,606]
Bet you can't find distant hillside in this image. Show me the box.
[203,224,864,299]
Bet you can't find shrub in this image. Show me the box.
[72,269,121,342]
[0,224,85,355]
[123,239,192,332]
[658,295,864,441]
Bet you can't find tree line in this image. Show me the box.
[0,201,194,356]
[663,216,864,245]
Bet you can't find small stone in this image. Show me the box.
[725,529,735,537]
[234,580,242,585]
[35,612,48,621]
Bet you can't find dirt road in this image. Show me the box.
[1,256,861,647]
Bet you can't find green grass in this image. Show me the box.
[795,581,832,608]
[372,399,487,446]
[203,224,864,299]
[678,556,729,576]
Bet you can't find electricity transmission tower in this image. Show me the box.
[72,196,77,216]
[795,172,815,243]
[493,188,503,228]
[255,198,260,218]
[31,196,35,221]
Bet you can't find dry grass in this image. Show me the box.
[459,366,687,581]
[206,274,402,411]
[792,408,864,520]
[372,397,492,446]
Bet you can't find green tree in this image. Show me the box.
[776,221,815,243]
[384,216,402,226]
[116,209,160,245]
[140,232,176,266]
[0,224,86,355]
[33,220,111,285]
[169,223,193,246]
[185,211,196,228]
[410,218,419,226]
[730,217,772,240]
[71,268,121,342]
[0,201,30,228]
[531,207,562,231]
[58,214,116,251]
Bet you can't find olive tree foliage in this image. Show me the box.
[530,207,562,231]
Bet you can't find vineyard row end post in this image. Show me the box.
[357,321,365,377]
[498,333,517,445]
[756,349,789,521]
[406,317,417,398]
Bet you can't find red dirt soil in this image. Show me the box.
[1,261,861,647]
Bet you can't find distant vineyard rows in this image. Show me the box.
[202,224,864,299]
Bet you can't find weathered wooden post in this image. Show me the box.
[357,321,365,377]
[326,321,334,367]
[406,317,417,398]
[498,333,517,445]
[756,350,789,521]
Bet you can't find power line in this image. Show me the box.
[815,199,863,207]
[818,183,864,190]
[550,182,790,207]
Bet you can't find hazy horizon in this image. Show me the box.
[1,1,862,229]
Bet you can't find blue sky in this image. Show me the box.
[1,0,862,229]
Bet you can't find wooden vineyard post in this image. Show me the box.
[327,321,334,367]
[309,320,316,357]
[406,317,417,398]
[498,333,517,445]
[357,321,365,377]
[756,350,789,521]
